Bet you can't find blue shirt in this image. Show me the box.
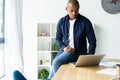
[56,14,96,56]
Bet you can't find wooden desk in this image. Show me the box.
[52,64,115,80]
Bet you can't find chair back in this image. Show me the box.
[13,70,27,80]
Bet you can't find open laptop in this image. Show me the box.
[74,54,105,67]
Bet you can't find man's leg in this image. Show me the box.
[48,68,54,79]
[48,52,77,79]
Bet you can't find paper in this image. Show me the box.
[100,61,120,68]
[96,68,116,75]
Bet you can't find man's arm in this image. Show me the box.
[56,19,66,50]
[85,20,96,54]
[56,18,74,54]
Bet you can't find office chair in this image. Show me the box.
[13,70,51,80]
[13,70,27,80]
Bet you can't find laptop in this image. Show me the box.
[74,54,105,67]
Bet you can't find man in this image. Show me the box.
[48,0,96,79]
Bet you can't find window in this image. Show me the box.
[0,0,5,78]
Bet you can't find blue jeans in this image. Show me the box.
[48,52,79,79]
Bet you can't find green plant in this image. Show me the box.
[38,69,49,79]
[53,43,59,51]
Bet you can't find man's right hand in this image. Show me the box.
[63,46,75,53]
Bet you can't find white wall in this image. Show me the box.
[23,0,120,79]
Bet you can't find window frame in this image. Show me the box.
[0,0,5,79]
[0,0,4,44]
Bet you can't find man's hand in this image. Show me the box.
[63,46,75,53]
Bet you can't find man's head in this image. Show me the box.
[66,0,80,20]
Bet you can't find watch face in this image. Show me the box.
[101,0,120,14]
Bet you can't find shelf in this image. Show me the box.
[37,52,51,65]
[37,36,50,39]
[37,38,51,51]
[37,22,57,79]
[51,38,59,51]
[38,51,58,53]
[51,51,58,52]
[38,65,51,67]
[38,51,50,53]
[37,23,50,37]
[38,66,50,79]
[51,52,57,64]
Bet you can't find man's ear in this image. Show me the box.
[66,7,67,11]
[66,6,68,11]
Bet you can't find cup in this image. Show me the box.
[116,64,120,77]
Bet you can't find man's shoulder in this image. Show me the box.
[78,14,91,22]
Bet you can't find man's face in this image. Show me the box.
[66,3,79,20]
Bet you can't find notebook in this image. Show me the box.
[74,54,105,67]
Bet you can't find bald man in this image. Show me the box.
[48,0,96,79]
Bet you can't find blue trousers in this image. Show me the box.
[48,52,79,79]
